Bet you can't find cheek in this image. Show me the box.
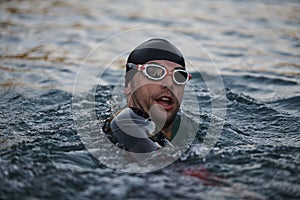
[132,76,159,93]
[174,87,185,103]
[131,74,152,90]
[135,84,156,97]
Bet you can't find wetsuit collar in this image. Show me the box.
[129,107,150,119]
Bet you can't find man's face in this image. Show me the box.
[125,60,185,131]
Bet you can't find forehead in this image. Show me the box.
[145,60,184,69]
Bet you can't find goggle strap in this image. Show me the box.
[127,63,144,71]
[137,64,145,71]
[126,63,136,70]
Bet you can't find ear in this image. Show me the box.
[124,83,132,97]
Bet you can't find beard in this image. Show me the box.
[129,83,182,132]
[148,92,181,132]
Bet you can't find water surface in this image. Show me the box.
[1,0,300,199]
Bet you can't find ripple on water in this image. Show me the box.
[1,0,300,199]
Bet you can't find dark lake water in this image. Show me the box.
[1,0,299,199]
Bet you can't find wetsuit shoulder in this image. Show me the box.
[102,107,164,153]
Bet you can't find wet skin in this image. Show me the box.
[125,60,185,139]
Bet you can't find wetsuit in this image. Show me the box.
[102,107,174,153]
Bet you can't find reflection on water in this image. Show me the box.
[1,0,299,199]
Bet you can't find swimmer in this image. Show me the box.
[103,38,192,153]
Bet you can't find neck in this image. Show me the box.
[162,124,173,140]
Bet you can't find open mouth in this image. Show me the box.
[155,96,174,110]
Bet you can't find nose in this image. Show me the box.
[160,73,173,88]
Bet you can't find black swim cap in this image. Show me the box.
[125,38,185,87]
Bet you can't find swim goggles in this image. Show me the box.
[126,63,192,85]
